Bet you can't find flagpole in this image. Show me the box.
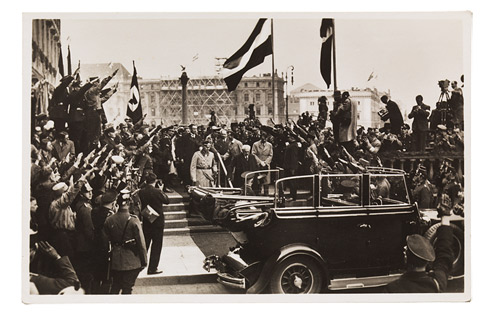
[271,18,276,121]
[332,20,338,91]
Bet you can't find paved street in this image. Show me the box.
[132,230,464,295]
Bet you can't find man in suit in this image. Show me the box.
[103,199,147,294]
[138,172,169,275]
[408,95,431,152]
[231,145,258,191]
[381,95,404,136]
[283,134,301,200]
[52,131,75,162]
[179,125,203,185]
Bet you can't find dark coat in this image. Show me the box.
[385,100,404,135]
[138,184,169,226]
[30,256,80,294]
[284,142,301,171]
[408,104,430,132]
[231,153,258,188]
[384,226,454,293]
[74,199,95,253]
[181,133,202,161]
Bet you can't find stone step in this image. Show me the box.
[163,211,187,221]
[163,225,224,236]
[168,193,189,203]
[163,202,189,211]
[165,219,189,229]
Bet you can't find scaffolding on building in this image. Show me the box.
[159,76,237,126]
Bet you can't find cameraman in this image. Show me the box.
[383,206,455,293]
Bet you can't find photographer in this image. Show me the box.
[408,95,431,152]
[380,95,404,135]
[103,196,147,294]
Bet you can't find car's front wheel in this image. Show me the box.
[269,256,323,294]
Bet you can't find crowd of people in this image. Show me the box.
[28,71,465,295]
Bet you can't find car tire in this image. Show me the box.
[424,223,464,277]
[269,256,323,294]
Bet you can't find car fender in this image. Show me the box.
[246,243,328,294]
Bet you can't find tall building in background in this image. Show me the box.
[289,83,388,129]
[79,64,286,126]
[31,19,62,116]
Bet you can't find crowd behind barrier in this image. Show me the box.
[28,72,465,294]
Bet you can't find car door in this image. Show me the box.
[317,174,371,271]
[365,174,419,270]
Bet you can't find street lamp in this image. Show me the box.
[285,65,294,122]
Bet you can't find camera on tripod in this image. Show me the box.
[438,79,450,93]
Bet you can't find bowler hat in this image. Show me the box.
[406,234,435,262]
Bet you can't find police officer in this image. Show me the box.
[384,207,455,293]
[103,197,147,294]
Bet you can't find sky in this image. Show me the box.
[59,13,466,115]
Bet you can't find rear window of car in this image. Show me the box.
[369,174,410,206]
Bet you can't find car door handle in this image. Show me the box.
[357,223,372,229]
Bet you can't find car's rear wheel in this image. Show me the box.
[269,256,323,294]
[424,223,464,277]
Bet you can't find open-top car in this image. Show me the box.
[189,167,464,294]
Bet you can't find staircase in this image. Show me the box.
[163,191,223,235]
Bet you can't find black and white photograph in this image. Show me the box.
[21,9,474,304]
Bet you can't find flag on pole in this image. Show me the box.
[320,18,334,89]
[126,61,143,123]
[58,45,65,77]
[67,45,72,76]
[223,19,272,92]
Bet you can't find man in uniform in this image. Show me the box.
[384,207,455,293]
[73,183,95,294]
[103,198,147,294]
[138,172,169,275]
[252,131,273,195]
[91,189,118,294]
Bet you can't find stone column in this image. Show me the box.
[180,71,189,125]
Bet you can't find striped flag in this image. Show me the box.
[320,18,334,89]
[223,19,272,92]
[126,61,143,123]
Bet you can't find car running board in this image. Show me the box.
[328,273,403,290]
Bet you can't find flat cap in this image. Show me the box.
[406,234,435,262]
